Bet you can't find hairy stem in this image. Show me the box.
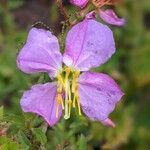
[55,0,70,24]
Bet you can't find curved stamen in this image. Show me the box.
[64,81,69,119]
[56,73,64,118]
[72,70,81,115]
[64,67,71,119]
[56,93,64,118]
[56,68,82,119]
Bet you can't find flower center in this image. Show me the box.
[56,67,81,119]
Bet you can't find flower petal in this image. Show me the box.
[63,19,115,71]
[101,118,115,127]
[78,72,124,125]
[86,11,96,19]
[17,28,62,78]
[20,82,62,126]
[99,9,125,26]
[70,0,89,8]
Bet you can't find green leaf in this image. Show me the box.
[0,136,19,150]
[17,130,31,149]
[1,142,19,150]
[78,134,87,150]
[0,106,4,120]
[33,128,47,145]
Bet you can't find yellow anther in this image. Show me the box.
[72,81,79,94]
[56,93,64,109]
[56,96,61,104]
[74,70,80,78]
[56,93,64,118]
[75,84,78,91]
[64,67,71,83]
[65,67,71,74]
[72,82,75,93]
[57,74,64,85]
[57,87,62,93]
[72,70,80,93]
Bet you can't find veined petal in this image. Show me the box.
[20,82,62,126]
[78,72,124,125]
[70,0,89,8]
[63,19,115,71]
[17,28,62,78]
[99,9,125,26]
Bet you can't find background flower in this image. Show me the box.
[70,0,125,26]
[99,9,125,26]
[70,0,89,8]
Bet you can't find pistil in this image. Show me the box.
[64,81,70,119]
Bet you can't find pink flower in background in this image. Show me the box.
[70,0,89,8]
[17,16,124,127]
[99,9,125,26]
[70,0,125,26]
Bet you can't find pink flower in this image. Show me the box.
[70,0,125,26]
[70,0,89,8]
[17,16,124,127]
[99,9,125,26]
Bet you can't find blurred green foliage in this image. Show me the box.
[0,0,150,149]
